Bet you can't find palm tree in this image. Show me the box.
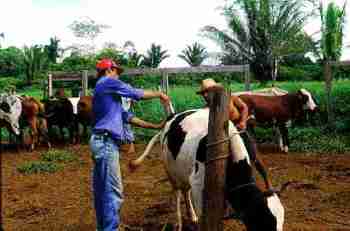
[23,45,47,85]
[45,37,61,64]
[319,1,347,124]
[202,0,311,83]
[320,1,346,61]
[142,43,170,68]
[127,51,144,68]
[178,42,208,67]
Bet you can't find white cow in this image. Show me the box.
[131,108,284,231]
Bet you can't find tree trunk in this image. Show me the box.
[324,61,333,126]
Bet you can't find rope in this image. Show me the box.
[206,129,246,148]
[204,129,247,165]
[205,154,231,165]
[229,182,256,193]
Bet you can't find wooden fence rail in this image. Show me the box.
[46,64,250,97]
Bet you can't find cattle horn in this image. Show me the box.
[129,131,161,171]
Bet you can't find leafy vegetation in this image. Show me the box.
[17,149,77,174]
[41,149,78,163]
[17,161,63,174]
[202,0,313,82]
[178,42,208,67]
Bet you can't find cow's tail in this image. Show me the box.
[129,131,161,170]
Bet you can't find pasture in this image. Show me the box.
[1,144,350,230]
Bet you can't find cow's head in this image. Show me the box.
[226,130,284,231]
[298,89,317,111]
[227,176,284,231]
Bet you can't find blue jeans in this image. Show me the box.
[90,134,123,231]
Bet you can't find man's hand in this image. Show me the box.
[160,92,170,106]
[236,121,246,130]
[153,119,167,129]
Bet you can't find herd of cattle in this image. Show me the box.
[0,88,318,230]
[0,94,93,151]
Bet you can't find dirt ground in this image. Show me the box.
[1,143,350,231]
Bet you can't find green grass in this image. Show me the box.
[3,79,350,153]
[131,80,350,153]
[40,149,78,163]
[17,149,77,174]
[17,161,63,174]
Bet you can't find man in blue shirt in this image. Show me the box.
[90,58,169,231]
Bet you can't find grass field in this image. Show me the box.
[10,79,350,153]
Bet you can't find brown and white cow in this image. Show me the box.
[131,108,284,231]
[237,88,317,152]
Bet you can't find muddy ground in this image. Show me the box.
[1,143,350,231]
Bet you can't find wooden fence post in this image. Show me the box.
[48,73,53,97]
[82,70,88,96]
[200,86,229,231]
[324,61,333,126]
[161,72,169,95]
[244,64,250,91]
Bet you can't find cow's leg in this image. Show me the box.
[273,125,284,152]
[39,118,51,148]
[29,117,38,151]
[175,189,183,231]
[279,123,289,153]
[59,126,65,143]
[183,189,198,224]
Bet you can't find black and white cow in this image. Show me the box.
[131,108,284,231]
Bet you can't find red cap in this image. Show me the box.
[96,59,123,73]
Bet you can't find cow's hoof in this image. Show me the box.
[283,146,289,153]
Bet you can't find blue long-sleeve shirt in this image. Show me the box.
[92,76,144,142]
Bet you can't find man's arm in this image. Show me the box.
[142,90,169,105]
[129,117,166,129]
[234,96,249,129]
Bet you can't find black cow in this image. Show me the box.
[42,97,77,144]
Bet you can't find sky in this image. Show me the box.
[0,0,349,67]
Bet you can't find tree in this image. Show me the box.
[141,43,170,68]
[95,48,127,65]
[45,37,61,64]
[68,16,110,55]
[23,45,47,85]
[178,42,208,66]
[126,51,143,68]
[320,1,347,61]
[0,46,24,77]
[319,1,347,125]
[202,0,312,82]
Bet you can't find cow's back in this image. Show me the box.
[239,94,292,123]
[161,109,204,189]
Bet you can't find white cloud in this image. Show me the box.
[0,0,349,66]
